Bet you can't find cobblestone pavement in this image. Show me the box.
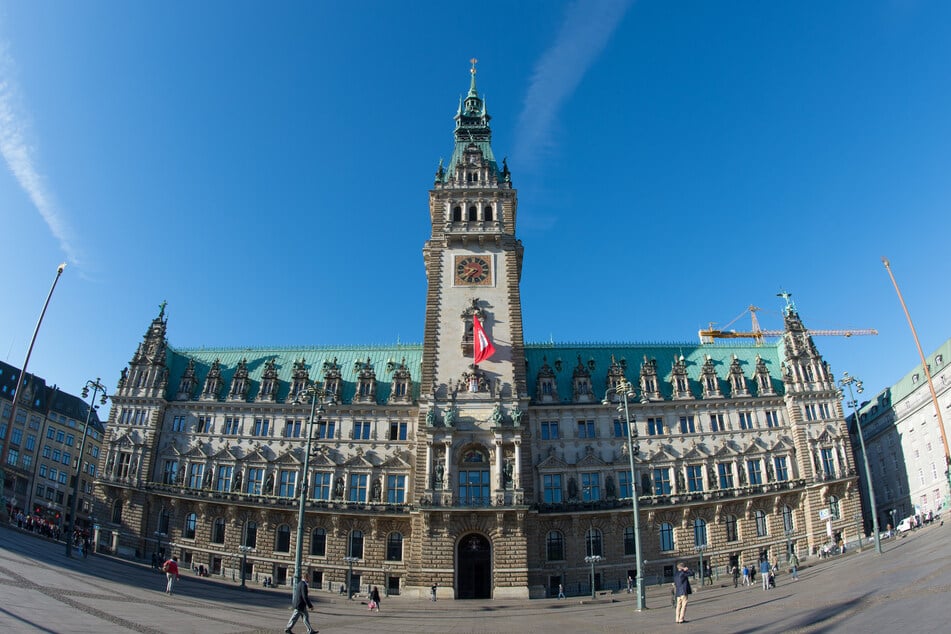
[1,520,948,633]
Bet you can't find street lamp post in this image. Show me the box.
[839,372,882,554]
[603,376,646,610]
[1,263,66,515]
[154,531,167,560]
[238,545,253,588]
[65,379,107,558]
[382,566,389,597]
[584,554,603,599]
[344,556,359,599]
[696,545,706,587]
[292,382,326,589]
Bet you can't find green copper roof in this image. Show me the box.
[165,344,423,403]
[524,341,785,401]
[437,65,501,182]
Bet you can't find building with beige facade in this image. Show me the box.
[92,68,863,599]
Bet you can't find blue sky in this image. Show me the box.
[1,1,950,411]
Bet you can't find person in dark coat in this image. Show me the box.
[285,578,316,634]
[673,562,692,624]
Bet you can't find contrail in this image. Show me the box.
[513,0,633,168]
[0,40,83,267]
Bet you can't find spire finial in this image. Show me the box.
[470,57,478,74]
[468,58,479,97]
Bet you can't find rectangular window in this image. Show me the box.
[39,464,48,478]
[62,452,71,466]
[353,421,371,440]
[58,471,67,484]
[25,434,36,451]
[821,448,836,478]
[278,470,297,497]
[653,468,671,495]
[252,418,270,436]
[543,474,562,503]
[47,427,56,440]
[224,417,240,435]
[647,418,664,436]
[679,416,695,434]
[687,465,704,492]
[163,460,178,485]
[56,430,65,443]
[284,420,302,438]
[317,420,336,439]
[738,412,754,430]
[577,420,595,439]
[215,465,233,492]
[48,467,58,481]
[42,445,51,458]
[804,404,817,421]
[459,470,490,505]
[613,419,628,438]
[312,472,332,500]
[348,473,368,502]
[197,415,212,433]
[22,454,32,469]
[618,470,632,498]
[747,459,763,485]
[709,413,724,432]
[765,411,780,428]
[540,421,560,440]
[65,433,75,447]
[774,457,789,481]
[819,403,831,419]
[188,463,204,489]
[717,462,733,489]
[387,475,406,503]
[389,421,408,440]
[581,472,601,501]
[172,415,186,432]
[52,449,61,462]
[10,428,22,445]
[246,467,264,494]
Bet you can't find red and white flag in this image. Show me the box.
[473,315,496,364]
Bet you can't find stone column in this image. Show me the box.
[425,442,433,489]
[495,441,503,489]
[513,440,522,489]
[443,442,451,491]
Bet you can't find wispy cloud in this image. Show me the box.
[513,0,633,168]
[0,41,83,268]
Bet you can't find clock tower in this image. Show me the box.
[413,62,530,598]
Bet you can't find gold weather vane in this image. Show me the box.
[470,58,478,74]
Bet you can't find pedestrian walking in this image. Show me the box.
[673,562,692,624]
[760,558,771,591]
[731,564,740,588]
[431,583,437,601]
[788,552,800,581]
[557,583,565,599]
[285,578,316,634]
[741,564,750,587]
[369,586,381,612]
[162,556,180,594]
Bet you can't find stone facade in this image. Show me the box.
[92,68,863,600]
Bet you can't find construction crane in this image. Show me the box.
[698,303,878,345]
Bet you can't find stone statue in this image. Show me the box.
[605,475,616,498]
[491,404,504,425]
[203,468,213,489]
[334,477,345,498]
[434,462,445,485]
[676,469,685,492]
[502,461,513,489]
[371,479,382,502]
[568,477,578,499]
[512,406,524,426]
[445,407,455,427]
[264,472,274,494]
[232,471,242,492]
[426,408,436,426]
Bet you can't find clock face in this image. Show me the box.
[454,255,492,286]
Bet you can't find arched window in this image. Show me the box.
[585,527,603,557]
[349,529,364,559]
[829,496,841,520]
[386,532,403,561]
[211,517,226,544]
[244,521,257,548]
[275,524,291,552]
[452,206,462,222]
[183,512,197,540]
[111,499,123,524]
[468,206,477,221]
[623,526,636,555]
[724,514,738,542]
[755,510,768,537]
[660,522,675,551]
[484,205,493,221]
[546,530,565,561]
[158,508,170,534]
[693,518,707,547]
[310,527,326,556]
[782,505,794,533]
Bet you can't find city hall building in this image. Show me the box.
[93,68,861,599]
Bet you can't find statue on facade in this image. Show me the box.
[371,479,382,502]
[444,406,455,427]
[264,472,274,495]
[512,406,524,426]
[605,475,616,498]
[567,477,578,500]
[203,468,213,489]
[434,462,445,486]
[502,460,513,489]
[232,471,242,492]
[491,403,504,425]
[334,477,345,498]
[426,408,436,427]
[676,469,685,492]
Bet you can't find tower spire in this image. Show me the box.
[468,57,479,98]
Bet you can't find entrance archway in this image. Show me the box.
[457,533,491,599]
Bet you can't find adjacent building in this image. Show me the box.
[849,338,951,529]
[1,360,105,529]
[92,67,863,599]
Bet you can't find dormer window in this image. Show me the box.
[388,358,412,404]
